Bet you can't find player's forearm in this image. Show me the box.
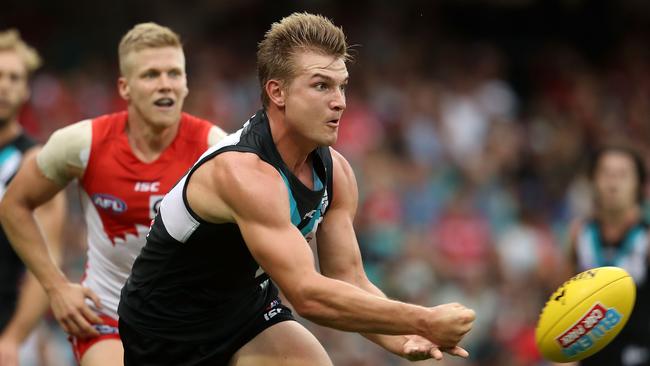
[0,202,67,291]
[0,273,50,343]
[33,190,66,264]
[334,273,412,354]
[356,279,412,353]
[291,274,431,337]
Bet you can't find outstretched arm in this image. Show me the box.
[186,152,475,349]
[316,149,469,361]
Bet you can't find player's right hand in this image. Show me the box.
[424,302,475,348]
[47,282,103,338]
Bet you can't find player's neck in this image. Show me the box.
[125,113,179,163]
[0,119,22,147]
[267,108,315,174]
[598,205,640,231]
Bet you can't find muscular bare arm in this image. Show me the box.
[186,152,474,348]
[316,149,471,360]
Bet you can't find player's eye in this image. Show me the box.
[9,73,22,83]
[314,82,328,91]
[142,71,159,79]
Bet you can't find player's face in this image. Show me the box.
[0,51,30,126]
[283,51,348,147]
[119,46,188,130]
[594,151,639,212]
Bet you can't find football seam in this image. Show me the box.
[537,274,630,348]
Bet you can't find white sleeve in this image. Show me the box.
[36,119,92,186]
[207,125,228,147]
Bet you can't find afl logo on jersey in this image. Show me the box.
[91,193,127,214]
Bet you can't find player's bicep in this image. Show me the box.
[4,151,64,210]
[221,162,318,298]
[239,215,321,308]
[239,215,317,285]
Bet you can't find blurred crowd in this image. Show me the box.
[6,1,650,365]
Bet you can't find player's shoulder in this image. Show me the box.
[205,152,285,204]
[37,118,93,184]
[329,147,350,170]
[207,126,227,146]
[210,151,278,185]
[328,147,355,184]
[48,118,92,144]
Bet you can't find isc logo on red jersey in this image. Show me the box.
[135,182,160,192]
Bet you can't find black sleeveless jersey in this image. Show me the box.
[575,218,650,366]
[0,133,36,330]
[118,110,333,342]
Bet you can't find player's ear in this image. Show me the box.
[266,79,285,108]
[118,76,130,100]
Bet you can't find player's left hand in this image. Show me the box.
[402,335,470,361]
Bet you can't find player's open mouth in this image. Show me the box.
[327,119,339,126]
[154,98,175,108]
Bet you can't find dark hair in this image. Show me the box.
[589,145,647,204]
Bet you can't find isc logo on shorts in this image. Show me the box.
[263,308,282,321]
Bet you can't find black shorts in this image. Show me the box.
[119,297,295,366]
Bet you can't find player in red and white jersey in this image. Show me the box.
[0,23,226,366]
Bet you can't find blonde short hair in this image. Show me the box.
[257,12,350,107]
[0,29,42,74]
[118,22,182,76]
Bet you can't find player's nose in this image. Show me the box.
[330,88,346,112]
[157,74,173,91]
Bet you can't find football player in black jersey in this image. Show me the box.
[119,13,475,366]
[0,29,66,366]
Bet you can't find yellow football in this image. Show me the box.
[535,266,636,363]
